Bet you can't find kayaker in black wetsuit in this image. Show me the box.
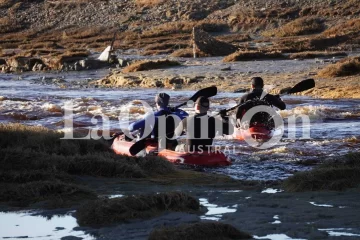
[236,77,286,129]
[175,96,233,153]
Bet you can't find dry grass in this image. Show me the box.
[144,42,188,51]
[283,152,360,192]
[0,16,23,34]
[62,26,107,40]
[289,51,347,60]
[170,48,194,58]
[18,41,63,50]
[0,0,18,8]
[318,56,360,77]
[323,18,360,37]
[149,222,253,240]
[122,59,180,73]
[76,192,200,226]
[263,17,325,37]
[135,0,164,7]
[223,50,286,62]
[141,20,228,39]
[0,181,96,207]
[216,34,252,44]
[0,123,177,206]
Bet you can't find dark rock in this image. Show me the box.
[117,58,129,67]
[61,236,83,240]
[221,66,232,71]
[193,28,237,56]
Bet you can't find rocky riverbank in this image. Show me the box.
[91,56,360,99]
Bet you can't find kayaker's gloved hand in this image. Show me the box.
[169,107,177,112]
[219,109,228,118]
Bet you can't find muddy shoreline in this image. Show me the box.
[2,176,360,240]
[89,55,360,99]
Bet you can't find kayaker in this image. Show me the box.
[127,93,188,150]
[236,77,286,129]
[175,96,233,153]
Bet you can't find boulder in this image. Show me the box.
[164,77,184,87]
[141,78,164,88]
[6,57,44,71]
[79,59,111,70]
[104,74,142,87]
[193,27,238,56]
[32,63,45,71]
[117,58,130,67]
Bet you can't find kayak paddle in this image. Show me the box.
[129,86,218,156]
[174,86,217,109]
[279,78,315,95]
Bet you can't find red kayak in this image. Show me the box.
[111,137,231,167]
[233,125,273,141]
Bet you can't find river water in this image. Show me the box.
[1,68,360,181]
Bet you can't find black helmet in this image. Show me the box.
[155,93,170,107]
[251,77,264,88]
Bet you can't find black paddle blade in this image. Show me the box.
[286,79,315,94]
[175,86,218,109]
[189,86,217,102]
[129,139,147,156]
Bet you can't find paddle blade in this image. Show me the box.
[129,139,146,156]
[286,79,315,94]
[189,86,217,102]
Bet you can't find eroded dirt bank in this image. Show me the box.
[92,56,360,99]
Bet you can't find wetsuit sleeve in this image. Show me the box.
[239,93,248,104]
[128,112,155,136]
[128,119,145,132]
[175,117,187,137]
[266,94,286,110]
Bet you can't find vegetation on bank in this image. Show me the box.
[263,17,325,37]
[122,59,181,73]
[149,222,253,240]
[0,123,176,208]
[289,51,347,60]
[283,152,360,192]
[318,56,360,77]
[223,50,286,62]
[76,192,200,227]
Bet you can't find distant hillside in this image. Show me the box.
[0,0,359,56]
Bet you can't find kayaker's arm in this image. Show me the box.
[128,119,145,133]
[174,117,187,137]
[266,94,286,110]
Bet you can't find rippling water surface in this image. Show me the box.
[1,70,360,180]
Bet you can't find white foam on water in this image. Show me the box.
[261,188,284,194]
[279,105,358,121]
[108,194,124,199]
[318,228,360,237]
[0,211,94,240]
[254,234,306,240]
[199,198,237,221]
[270,215,281,224]
[309,202,333,208]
